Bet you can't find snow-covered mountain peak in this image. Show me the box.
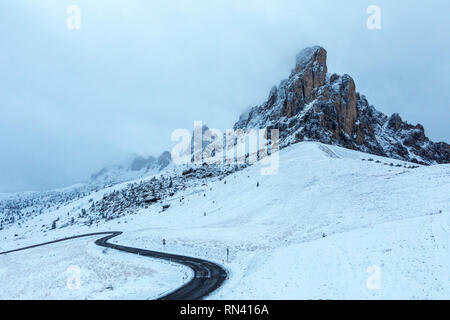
[90,151,173,185]
[294,45,327,72]
[235,46,449,165]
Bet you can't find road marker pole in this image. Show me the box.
[226,247,229,264]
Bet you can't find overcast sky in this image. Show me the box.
[0,0,449,192]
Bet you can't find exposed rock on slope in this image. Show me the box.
[234,46,449,165]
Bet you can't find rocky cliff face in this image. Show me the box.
[234,46,449,165]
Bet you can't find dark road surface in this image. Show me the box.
[0,231,227,300]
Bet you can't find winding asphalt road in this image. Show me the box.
[0,231,227,300]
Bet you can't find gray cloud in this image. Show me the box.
[0,0,449,192]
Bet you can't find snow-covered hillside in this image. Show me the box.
[1,142,449,299]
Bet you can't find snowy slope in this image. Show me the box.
[1,142,449,299]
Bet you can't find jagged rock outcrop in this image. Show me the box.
[234,46,449,165]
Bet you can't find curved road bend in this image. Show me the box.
[0,231,227,300]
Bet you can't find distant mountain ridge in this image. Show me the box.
[90,151,172,184]
[234,46,449,165]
